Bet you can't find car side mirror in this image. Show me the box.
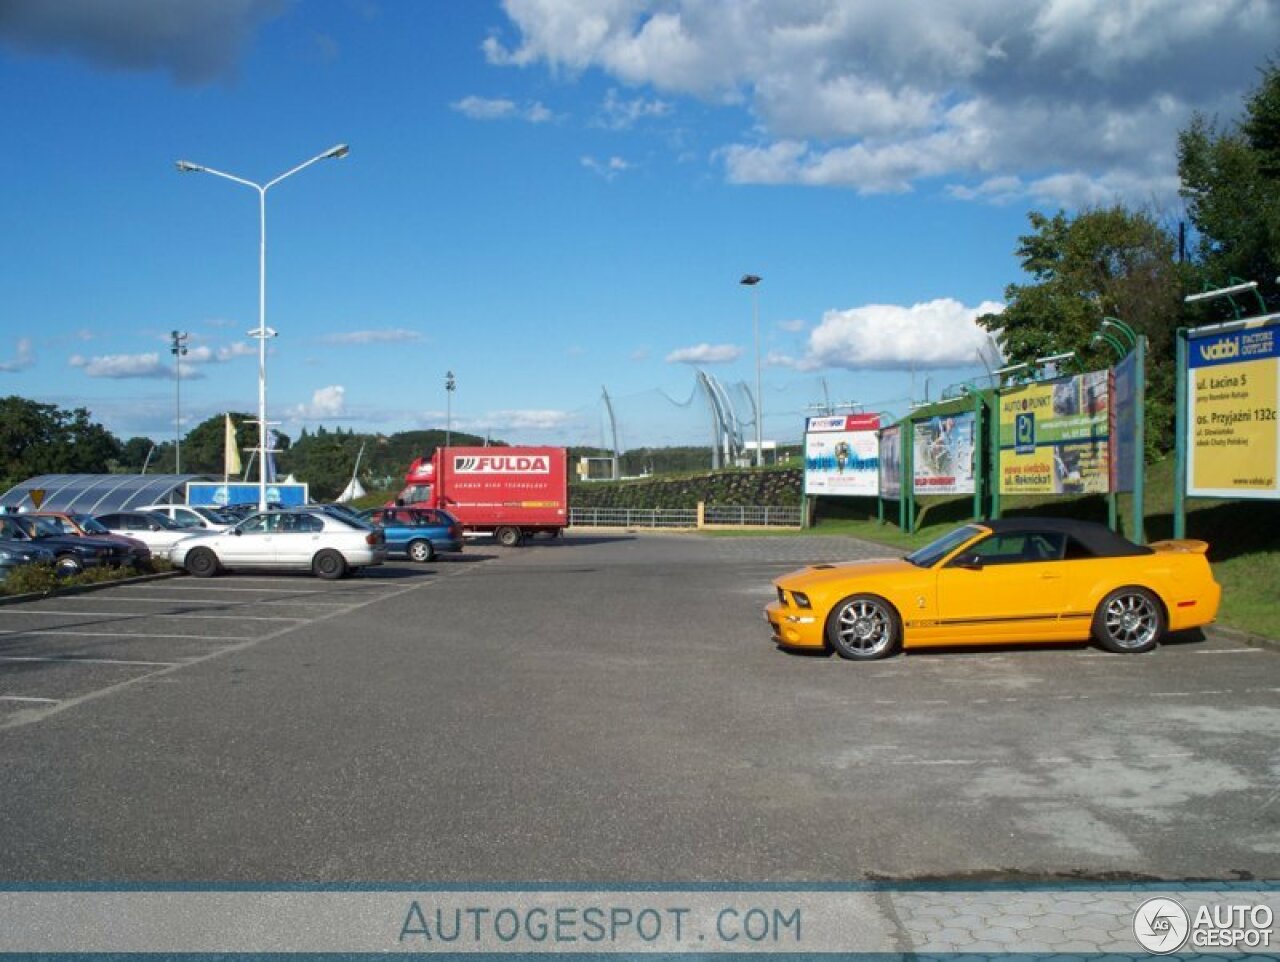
[232,529,242,536]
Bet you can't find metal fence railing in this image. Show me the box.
[568,505,801,530]
[702,505,803,528]
[569,507,697,529]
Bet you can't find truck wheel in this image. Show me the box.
[407,539,435,562]
[495,526,521,547]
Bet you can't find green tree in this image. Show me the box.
[1179,59,1280,311]
[977,207,1184,457]
[0,396,122,483]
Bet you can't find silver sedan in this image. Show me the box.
[169,509,387,579]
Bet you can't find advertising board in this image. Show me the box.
[911,411,975,495]
[186,482,309,508]
[804,414,880,497]
[1110,352,1138,494]
[998,371,1110,495]
[1186,321,1280,499]
[878,424,902,499]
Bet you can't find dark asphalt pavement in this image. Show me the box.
[1,532,1277,882]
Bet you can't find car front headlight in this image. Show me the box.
[792,591,812,609]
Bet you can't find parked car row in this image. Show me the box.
[0,503,464,583]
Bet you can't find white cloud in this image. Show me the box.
[69,351,203,380]
[782,298,1004,371]
[598,87,672,129]
[665,343,742,364]
[581,154,633,179]
[777,319,807,333]
[459,409,576,431]
[290,385,347,420]
[0,338,35,373]
[490,0,1279,204]
[451,95,555,123]
[183,341,256,363]
[321,329,424,345]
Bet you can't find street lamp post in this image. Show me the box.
[176,144,349,510]
[445,370,456,448]
[170,330,188,472]
[740,274,763,467]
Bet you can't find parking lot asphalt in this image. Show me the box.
[0,532,1277,883]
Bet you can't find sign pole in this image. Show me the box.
[1132,335,1147,542]
[1173,328,1188,539]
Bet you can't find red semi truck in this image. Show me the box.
[396,446,568,546]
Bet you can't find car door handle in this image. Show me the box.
[1040,573,1062,580]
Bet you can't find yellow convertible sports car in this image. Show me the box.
[766,518,1221,660]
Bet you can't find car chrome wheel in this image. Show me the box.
[54,555,82,576]
[826,595,900,660]
[407,539,434,563]
[1094,587,1163,653]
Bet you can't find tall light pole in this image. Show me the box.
[740,274,763,466]
[176,143,349,510]
[170,330,188,472]
[445,370,456,448]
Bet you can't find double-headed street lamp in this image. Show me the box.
[176,144,349,510]
[740,274,763,467]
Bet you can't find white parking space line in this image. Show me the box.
[0,656,179,667]
[44,596,357,608]
[103,584,326,594]
[1194,648,1265,654]
[6,609,308,623]
[0,574,448,731]
[0,695,61,704]
[0,629,250,641]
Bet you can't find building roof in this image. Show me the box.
[0,474,213,516]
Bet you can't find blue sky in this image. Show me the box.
[1,0,1275,450]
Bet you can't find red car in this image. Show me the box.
[28,511,152,568]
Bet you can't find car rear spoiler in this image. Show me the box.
[1148,538,1210,555]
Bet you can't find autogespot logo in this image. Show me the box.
[1134,897,1190,954]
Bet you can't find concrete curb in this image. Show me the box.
[0,569,183,607]
[1209,622,1280,654]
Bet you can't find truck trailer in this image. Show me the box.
[396,446,568,546]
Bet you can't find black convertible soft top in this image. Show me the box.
[980,517,1153,557]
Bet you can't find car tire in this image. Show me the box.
[407,539,435,562]
[1092,586,1164,653]
[825,594,902,660]
[495,526,521,547]
[54,554,83,577]
[313,549,347,580]
[185,548,219,578]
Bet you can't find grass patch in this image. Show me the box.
[1,559,172,597]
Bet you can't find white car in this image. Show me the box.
[93,510,202,553]
[138,504,235,532]
[169,509,387,579]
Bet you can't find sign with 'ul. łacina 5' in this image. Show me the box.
[1187,320,1280,499]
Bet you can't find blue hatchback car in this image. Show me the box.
[357,507,463,562]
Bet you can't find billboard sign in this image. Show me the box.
[1187,322,1280,499]
[912,411,976,495]
[804,414,881,497]
[186,482,309,508]
[878,424,902,499]
[998,371,1110,495]
[1110,352,1139,494]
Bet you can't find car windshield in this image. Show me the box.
[71,514,111,534]
[194,507,232,523]
[904,525,983,568]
